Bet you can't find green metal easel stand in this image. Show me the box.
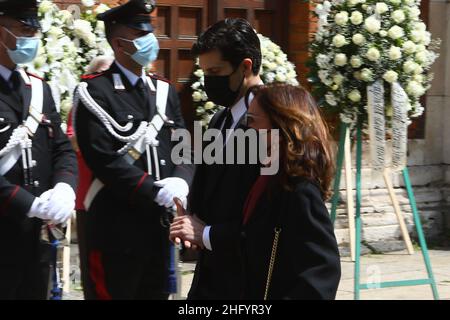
[330,119,439,300]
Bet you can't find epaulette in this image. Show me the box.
[25,71,44,81]
[148,73,171,84]
[81,72,105,80]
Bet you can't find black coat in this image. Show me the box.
[241,178,341,300]
[0,71,78,263]
[188,109,260,299]
[75,63,194,257]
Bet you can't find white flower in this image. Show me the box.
[192,91,203,102]
[415,51,428,64]
[379,30,388,37]
[406,81,425,97]
[205,101,215,110]
[350,11,363,25]
[388,25,404,39]
[194,69,204,78]
[375,3,389,15]
[350,56,363,68]
[412,22,427,32]
[334,54,348,66]
[383,70,399,83]
[364,16,381,34]
[82,0,95,7]
[333,73,345,85]
[360,68,373,82]
[352,33,366,45]
[348,0,361,7]
[191,82,201,90]
[366,47,381,62]
[404,0,415,5]
[392,10,406,23]
[332,34,348,48]
[348,90,362,102]
[389,46,402,60]
[325,93,338,106]
[265,72,276,83]
[413,74,424,83]
[403,41,417,54]
[316,54,331,69]
[408,7,421,20]
[335,11,349,26]
[403,60,419,73]
[318,70,332,85]
[39,0,54,14]
[94,4,110,15]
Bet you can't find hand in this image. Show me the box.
[27,192,53,220]
[46,183,76,225]
[154,177,188,208]
[170,197,199,250]
[170,202,206,250]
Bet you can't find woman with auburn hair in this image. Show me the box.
[240,83,341,300]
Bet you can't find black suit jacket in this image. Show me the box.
[0,71,77,263]
[75,63,194,257]
[241,178,341,300]
[188,108,260,299]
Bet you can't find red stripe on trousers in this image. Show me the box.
[88,250,112,300]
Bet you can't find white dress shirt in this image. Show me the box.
[115,61,148,87]
[202,93,256,251]
[0,63,17,85]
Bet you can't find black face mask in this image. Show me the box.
[204,66,245,108]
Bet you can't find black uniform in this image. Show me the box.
[0,70,78,299]
[75,63,194,299]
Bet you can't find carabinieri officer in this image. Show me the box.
[0,0,78,300]
[74,0,194,299]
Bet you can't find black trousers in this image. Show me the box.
[0,242,52,300]
[76,210,96,300]
[87,248,170,300]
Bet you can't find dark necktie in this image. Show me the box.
[135,78,150,117]
[220,108,234,145]
[10,70,23,105]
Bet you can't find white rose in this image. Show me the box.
[82,0,95,7]
[352,33,366,45]
[403,41,417,54]
[318,70,332,85]
[194,69,204,78]
[364,16,381,34]
[333,73,345,85]
[353,71,362,80]
[414,65,424,75]
[58,10,74,25]
[415,51,428,64]
[334,53,348,66]
[379,30,388,37]
[205,101,215,110]
[392,10,406,23]
[325,93,338,106]
[408,7,421,20]
[192,91,203,102]
[413,22,427,32]
[406,81,425,97]
[350,56,363,68]
[366,47,381,62]
[413,74,424,83]
[276,73,287,82]
[389,46,402,60]
[404,0,415,5]
[388,25,404,39]
[375,3,389,15]
[39,0,54,14]
[350,11,364,25]
[335,11,349,26]
[360,68,373,82]
[348,90,362,102]
[383,70,398,83]
[389,0,402,5]
[403,60,419,73]
[94,4,110,15]
[332,34,348,48]
[348,0,360,7]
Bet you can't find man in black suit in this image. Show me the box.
[169,18,263,299]
[74,0,193,299]
[0,0,78,299]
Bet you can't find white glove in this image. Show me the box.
[27,190,53,220]
[154,177,189,208]
[45,183,76,225]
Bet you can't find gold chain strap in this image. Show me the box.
[264,227,282,300]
